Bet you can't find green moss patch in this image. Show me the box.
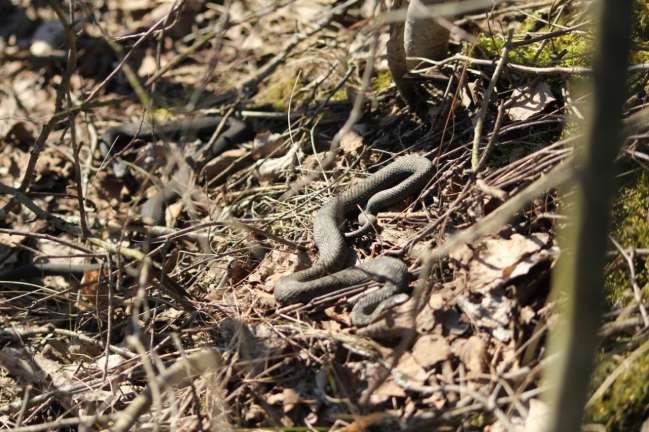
[477,28,591,69]
[587,348,649,430]
[255,75,302,110]
[372,70,394,93]
[584,172,649,431]
[605,172,649,306]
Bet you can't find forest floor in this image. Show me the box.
[0,1,648,431]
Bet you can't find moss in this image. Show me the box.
[150,107,174,122]
[587,349,649,430]
[372,70,394,93]
[632,1,649,93]
[329,87,348,102]
[634,0,649,40]
[255,76,301,110]
[583,172,649,431]
[477,30,591,69]
[465,413,490,428]
[604,173,649,306]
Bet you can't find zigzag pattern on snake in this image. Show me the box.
[274,155,433,326]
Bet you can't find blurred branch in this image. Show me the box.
[543,1,633,430]
[109,348,224,432]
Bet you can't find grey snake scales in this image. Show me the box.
[274,155,433,326]
[8,117,433,325]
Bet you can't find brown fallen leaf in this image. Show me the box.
[249,248,312,290]
[339,412,391,432]
[453,336,487,376]
[507,81,556,121]
[280,388,300,413]
[412,334,451,369]
[396,351,428,383]
[456,288,514,342]
[340,129,364,155]
[373,378,406,399]
[489,398,550,432]
[423,375,447,409]
[450,233,554,294]
[76,268,110,318]
[266,388,301,414]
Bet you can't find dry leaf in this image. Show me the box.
[422,375,447,409]
[490,399,550,432]
[520,306,536,324]
[266,388,301,413]
[456,289,514,342]
[396,352,428,383]
[244,403,266,423]
[32,352,76,390]
[137,50,164,77]
[449,233,555,341]
[95,353,127,372]
[249,248,311,290]
[507,82,556,121]
[340,130,364,155]
[461,80,479,108]
[523,399,551,432]
[453,336,487,376]
[412,335,451,369]
[0,348,47,384]
[290,0,331,23]
[450,233,554,294]
[266,391,284,405]
[280,388,300,413]
[416,290,445,333]
[108,0,156,11]
[374,378,406,399]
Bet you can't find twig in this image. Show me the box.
[88,237,195,312]
[227,218,306,253]
[109,348,224,432]
[0,183,80,234]
[0,228,92,254]
[281,20,379,199]
[609,237,649,327]
[471,30,512,172]
[0,118,56,217]
[414,159,575,264]
[83,2,183,102]
[424,53,649,76]
[51,0,90,239]
[586,338,649,408]
[3,415,113,432]
[475,101,506,173]
[0,325,136,359]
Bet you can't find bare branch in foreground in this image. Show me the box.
[543,0,634,430]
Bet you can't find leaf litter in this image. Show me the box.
[0,1,646,431]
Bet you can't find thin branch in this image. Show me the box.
[610,237,649,327]
[471,30,512,172]
[544,1,634,430]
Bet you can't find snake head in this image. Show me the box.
[344,212,378,238]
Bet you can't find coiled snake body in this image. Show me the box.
[274,155,433,326]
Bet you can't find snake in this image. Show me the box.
[99,116,252,224]
[274,155,433,326]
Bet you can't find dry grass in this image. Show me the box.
[0,1,648,430]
